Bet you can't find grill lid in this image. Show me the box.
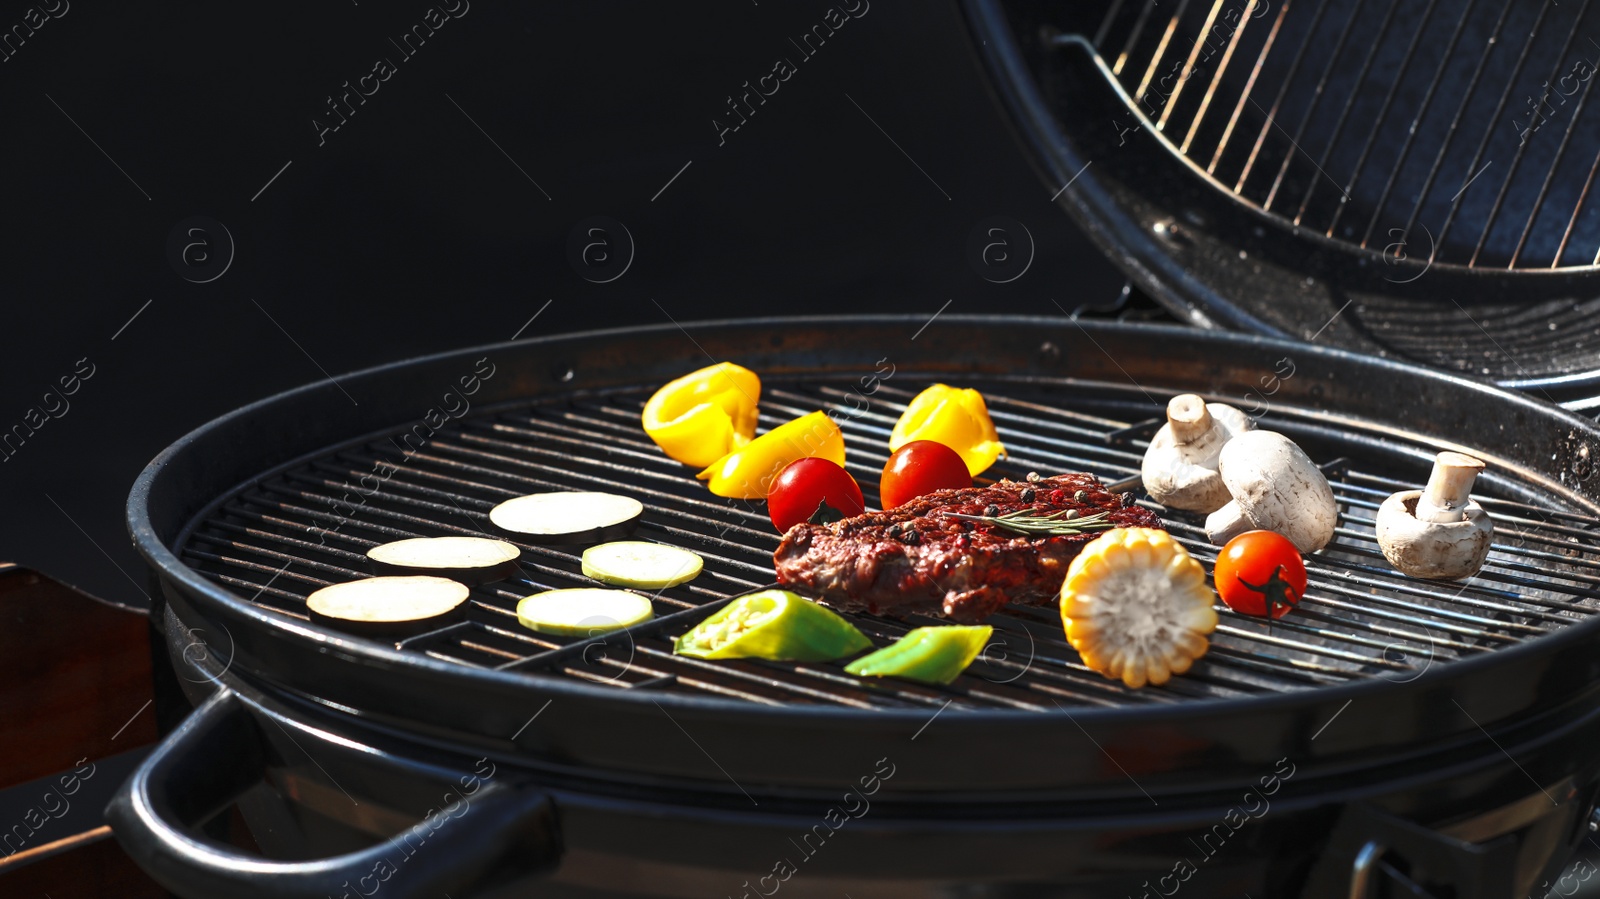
[966,0,1600,398]
[1099,0,1600,270]
[131,317,1600,793]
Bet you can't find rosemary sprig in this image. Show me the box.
[943,508,1117,537]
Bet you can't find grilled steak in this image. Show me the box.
[773,474,1162,622]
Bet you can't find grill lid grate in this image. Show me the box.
[176,378,1600,712]
[1091,0,1600,270]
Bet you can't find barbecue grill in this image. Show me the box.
[108,316,1600,898]
[964,0,1600,400]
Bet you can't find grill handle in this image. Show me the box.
[106,689,561,899]
[1308,802,1529,898]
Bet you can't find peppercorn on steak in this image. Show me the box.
[774,474,1162,622]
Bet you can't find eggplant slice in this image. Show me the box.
[307,576,470,639]
[367,536,522,585]
[489,492,644,545]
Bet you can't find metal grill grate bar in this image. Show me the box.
[1156,0,1226,130]
[1392,0,1514,247]
[1177,0,1258,154]
[1472,0,1596,266]
[1134,0,1197,107]
[1313,0,1446,235]
[1094,0,1133,50]
[1209,0,1293,174]
[1351,0,1479,244]
[1260,0,1372,211]
[1288,0,1413,226]
[1113,0,1162,77]
[1512,29,1600,266]
[1233,0,1334,192]
[1433,2,1555,255]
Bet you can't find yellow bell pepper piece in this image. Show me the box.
[888,384,1005,476]
[1060,528,1218,689]
[642,363,761,468]
[697,411,845,499]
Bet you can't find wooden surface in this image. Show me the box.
[0,564,169,897]
[0,564,159,788]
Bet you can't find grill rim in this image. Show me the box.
[128,315,1600,732]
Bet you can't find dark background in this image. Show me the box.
[0,0,1140,608]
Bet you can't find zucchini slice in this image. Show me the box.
[581,542,703,589]
[516,588,654,636]
[307,576,470,638]
[489,492,644,545]
[367,536,521,585]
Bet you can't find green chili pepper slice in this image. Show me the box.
[673,589,872,662]
[844,625,993,685]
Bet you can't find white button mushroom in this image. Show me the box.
[1376,452,1494,580]
[1204,430,1338,554]
[1140,395,1256,513]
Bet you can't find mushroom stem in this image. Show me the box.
[1165,395,1214,444]
[1204,501,1253,547]
[1415,452,1485,524]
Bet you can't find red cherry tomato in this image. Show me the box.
[1214,530,1308,619]
[768,458,866,533]
[879,440,972,510]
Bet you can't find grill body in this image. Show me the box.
[118,317,1600,897]
[142,607,1600,898]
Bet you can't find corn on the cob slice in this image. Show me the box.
[1060,527,1218,689]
